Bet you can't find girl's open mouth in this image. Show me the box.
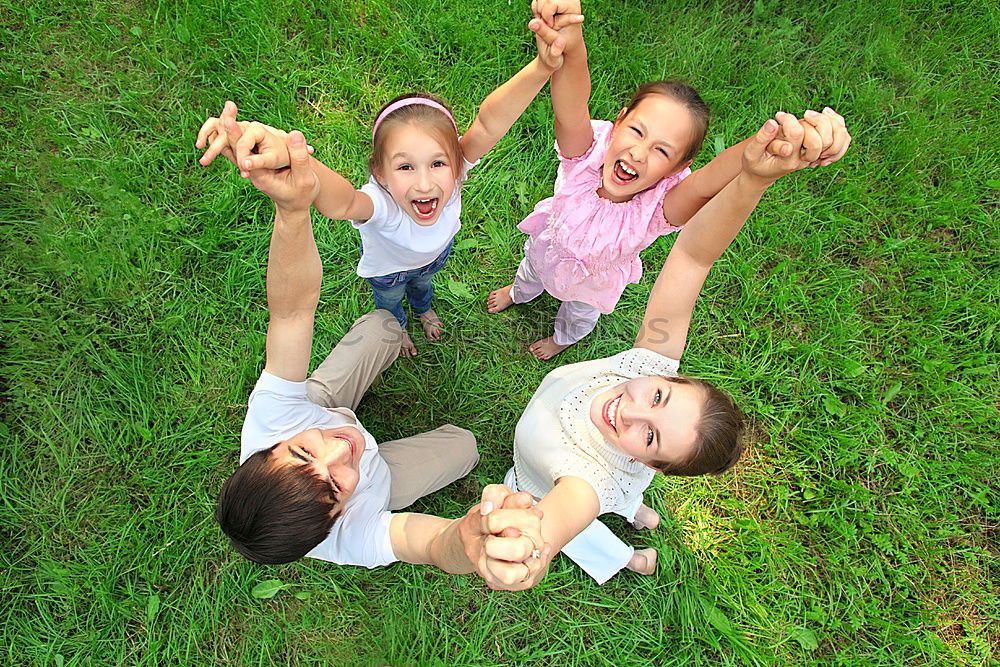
[611,160,639,185]
[411,198,439,219]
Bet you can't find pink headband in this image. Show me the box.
[372,97,457,143]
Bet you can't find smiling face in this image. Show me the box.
[375,122,458,226]
[588,376,705,469]
[598,95,697,203]
[272,426,365,507]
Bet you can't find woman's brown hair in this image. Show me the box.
[651,377,744,477]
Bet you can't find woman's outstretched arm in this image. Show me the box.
[636,111,850,360]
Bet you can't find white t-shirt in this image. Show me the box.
[513,347,681,519]
[240,371,397,568]
[351,158,476,278]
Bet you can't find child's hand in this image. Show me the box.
[531,0,585,54]
[530,17,578,72]
[532,0,582,24]
[196,100,242,167]
[764,107,850,168]
[742,112,820,184]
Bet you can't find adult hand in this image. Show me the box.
[764,107,850,167]
[225,119,319,214]
[195,101,314,175]
[460,485,552,591]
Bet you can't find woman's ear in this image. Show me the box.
[614,106,628,125]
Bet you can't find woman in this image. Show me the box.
[503,110,852,585]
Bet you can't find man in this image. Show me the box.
[206,121,548,589]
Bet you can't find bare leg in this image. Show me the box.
[626,548,657,576]
[487,284,515,314]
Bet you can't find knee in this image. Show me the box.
[442,425,479,469]
[347,309,403,343]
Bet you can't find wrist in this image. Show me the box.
[734,171,777,193]
[532,55,558,77]
[274,203,311,222]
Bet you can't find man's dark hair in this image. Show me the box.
[651,377,744,477]
[215,444,340,564]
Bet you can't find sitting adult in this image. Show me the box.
[504,110,852,585]
[208,125,546,589]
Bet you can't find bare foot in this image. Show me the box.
[631,503,660,531]
[626,548,657,576]
[487,284,515,314]
[418,309,444,341]
[400,331,418,357]
[528,336,570,360]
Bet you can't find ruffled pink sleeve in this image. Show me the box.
[647,166,691,239]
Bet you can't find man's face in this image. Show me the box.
[272,426,365,506]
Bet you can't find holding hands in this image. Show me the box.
[195,101,317,213]
[461,485,552,590]
[744,108,851,185]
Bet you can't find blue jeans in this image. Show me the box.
[364,241,452,329]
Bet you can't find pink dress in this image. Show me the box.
[517,120,690,314]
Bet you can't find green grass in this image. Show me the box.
[2,0,998,664]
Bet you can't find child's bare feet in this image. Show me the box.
[626,548,657,576]
[529,336,570,360]
[487,284,515,314]
[400,331,418,357]
[631,503,660,531]
[418,309,444,341]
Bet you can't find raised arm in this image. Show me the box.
[198,102,374,221]
[459,15,581,164]
[533,0,592,157]
[636,112,850,359]
[235,130,323,382]
[661,108,852,227]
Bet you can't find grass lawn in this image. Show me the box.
[2,0,997,664]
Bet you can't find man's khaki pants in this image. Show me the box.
[306,309,479,510]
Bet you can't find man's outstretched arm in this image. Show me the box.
[228,127,322,383]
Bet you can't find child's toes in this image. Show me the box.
[419,311,444,341]
[401,332,418,357]
[487,285,514,314]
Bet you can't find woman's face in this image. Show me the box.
[588,376,703,468]
[598,95,695,203]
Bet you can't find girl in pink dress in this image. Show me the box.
[488,2,844,360]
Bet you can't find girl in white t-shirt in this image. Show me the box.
[197,16,584,357]
[506,110,851,585]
